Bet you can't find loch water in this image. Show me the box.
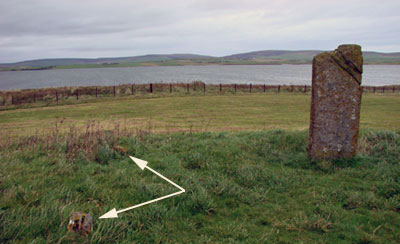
[0,65,399,90]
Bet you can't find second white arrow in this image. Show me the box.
[99,156,185,219]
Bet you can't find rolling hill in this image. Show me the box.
[0,54,214,68]
[223,50,400,64]
[1,50,399,69]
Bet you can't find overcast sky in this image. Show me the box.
[1,0,399,63]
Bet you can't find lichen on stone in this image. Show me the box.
[329,45,363,85]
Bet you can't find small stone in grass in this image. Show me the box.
[67,212,93,236]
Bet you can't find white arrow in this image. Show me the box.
[99,156,185,219]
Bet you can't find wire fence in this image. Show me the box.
[0,82,398,106]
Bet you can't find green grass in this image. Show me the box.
[1,92,399,243]
[1,93,399,137]
[1,130,399,243]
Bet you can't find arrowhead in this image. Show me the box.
[129,156,148,170]
[99,208,118,219]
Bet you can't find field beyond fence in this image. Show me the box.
[1,82,399,107]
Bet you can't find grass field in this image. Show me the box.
[1,130,399,243]
[1,92,399,243]
[0,93,399,138]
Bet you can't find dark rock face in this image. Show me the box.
[308,44,363,160]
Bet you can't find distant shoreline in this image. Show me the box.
[1,62,399,72]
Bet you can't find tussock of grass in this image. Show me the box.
[1,129,399,243]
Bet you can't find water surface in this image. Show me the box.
[0,65,399,90]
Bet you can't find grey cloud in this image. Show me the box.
[0,0,186,37]
[0,0,399,63]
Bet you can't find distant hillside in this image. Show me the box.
[363,52,400,64]
[0,54,214,68]
[224,50,322,63]
[224,50,400,64]
[1,50,399,69]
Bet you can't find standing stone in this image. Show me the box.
[308,44,363,160]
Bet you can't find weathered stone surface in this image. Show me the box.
[308,44,363,160]
[67,212,93,236]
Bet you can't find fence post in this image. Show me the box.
[187,84,189,93]
[56,91,59,101]
[219,83,222,94]
[278,85,281,93]
[234,84,237,93]
[170,83,172,93]
[264,84,266,92]
[96,88,98,97]
[203,83,206,94]
[393,87,395,93]
[150,83,153,93]
[33,93,36,103]
[383,87,385,93]
[113,86,116,97]
[304,85,307,93]
[76,89,79,100]
[250,83,252,93]
[131,85,134,95]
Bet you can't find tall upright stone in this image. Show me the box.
[308,44,363,160]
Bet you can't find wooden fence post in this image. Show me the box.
[56,91,59,101]
[131,85,134,95]
[304,85,307,93]
[150,83,153,93]
[278,85,281,93]
[219,83,222,94]
[187,84,189,93]
[250,83,252,93]
[113,86,116,97]
[234,84,237,93]
[393,87,395,93]
[203,83,206,94]
[76,89,79,100]
[264,84,266,92]
[170,83,172,93]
